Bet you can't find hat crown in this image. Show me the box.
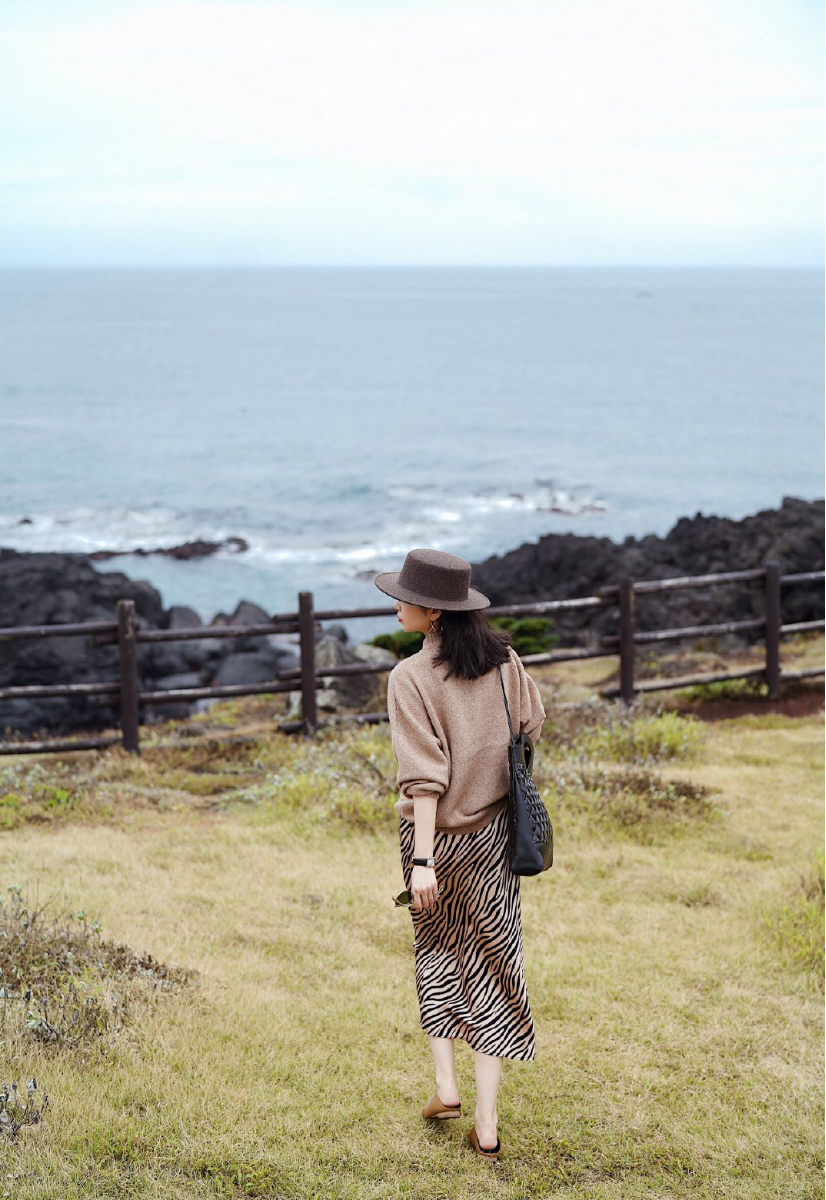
[373,546,490,610]
[398,548,472,604]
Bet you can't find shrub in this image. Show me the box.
[221,726,398,832]
[0,884,197,1049]
[547,758,722,843]
[488,616,559,656]
[0,762,81,829]
[675,677,768,703]
[0,1077,49,1142]
[368,615,558,660]
[580,709,705,764]
[368,630,426,659]
[542,698,705,765]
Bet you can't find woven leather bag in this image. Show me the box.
[497,664,554,876]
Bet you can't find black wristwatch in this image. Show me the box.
[412,856,435,868]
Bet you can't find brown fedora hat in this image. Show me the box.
[374,548,490,611]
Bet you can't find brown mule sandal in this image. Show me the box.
[467,1124,501,1159]
[421,1091,462,1120]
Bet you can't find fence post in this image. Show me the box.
[764,559,781,699]
[618,576,636,704]
[298,591,317,735]
[117,599,140,754]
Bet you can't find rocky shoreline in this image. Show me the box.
[86,536,249,561]
[468,494,824,647]
[0,495,822,740]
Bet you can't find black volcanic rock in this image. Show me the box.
[469,496,824,647]
[0,550,165,738]
[0,551,278,738]
[0,549,165,631]
[87,536,248,561]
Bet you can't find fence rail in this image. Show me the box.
[0,559,823,757]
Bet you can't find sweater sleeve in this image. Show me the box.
[386,667,450,804]
[513,652,546,743]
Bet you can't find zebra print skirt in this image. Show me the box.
[398,802,536,1062]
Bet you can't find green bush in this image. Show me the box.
[368,630,426,659]
[581,709,705,764]
[369,615,558,660]
[675,677,768,703]
[0,762,80,829]
[488,616,559,656]
[222,726,399,832]
[543,698,705,765]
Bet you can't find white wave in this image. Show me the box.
[459,486,609,516]
[420,507,463,523]
[391,484,608,519]
[0,481,609,572]
[0,506,188,553]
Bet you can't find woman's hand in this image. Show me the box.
[410,865,439,911]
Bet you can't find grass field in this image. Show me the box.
[0,637,823,1199]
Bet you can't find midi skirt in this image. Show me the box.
[398,802,536,1062]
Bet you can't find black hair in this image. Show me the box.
[427,607,512,681]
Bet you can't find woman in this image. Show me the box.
[374,547,546,1161]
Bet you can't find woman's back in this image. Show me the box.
[386,634,546,833]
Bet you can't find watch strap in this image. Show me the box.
[412,856,435,867]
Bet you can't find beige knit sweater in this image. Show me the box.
[386,631,546,834]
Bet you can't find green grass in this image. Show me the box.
[552,703,707,765]
[0,692,822,1198]
[674,676,769,703]
[762,851,825,979]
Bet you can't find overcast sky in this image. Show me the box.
[0,0,822,266]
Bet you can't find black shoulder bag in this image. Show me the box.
[497,665,554,876]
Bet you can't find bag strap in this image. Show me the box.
[497,665,517,746]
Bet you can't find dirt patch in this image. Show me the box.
[671,685,824,723]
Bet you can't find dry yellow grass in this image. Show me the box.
[0,642,822,1199]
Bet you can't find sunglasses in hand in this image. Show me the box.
[393,887,441,908]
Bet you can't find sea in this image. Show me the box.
[0,266,823,645]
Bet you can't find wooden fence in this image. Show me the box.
[0,559,823,757]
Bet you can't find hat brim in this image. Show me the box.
[373,571,490,611]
